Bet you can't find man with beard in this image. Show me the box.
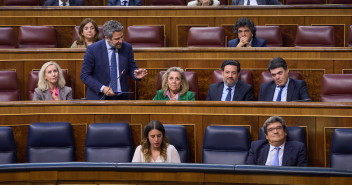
[258,57,310,102]
[206,60,254,101]
[80,20,148,100]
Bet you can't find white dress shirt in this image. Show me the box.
[265,142,285,166]
[59,0,69,6]
[272,78,290,101]
[244,0,258,5]
[132,145,181,163]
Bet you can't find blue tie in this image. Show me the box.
[110,48,117,92]
[272,147,280,166]
[276,86,284,101]
[225,87,232,101]
[122,0,128,6]
[247,0,250,5]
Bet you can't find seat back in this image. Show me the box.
[72,26,104,44]
[347,25,352,47]
[328,0,352,4]
[3,0,39,5]
[259,126,307,146]
[0,127,16,164]
[27,70,73,100]
[156,71,199,100]
[259,71,302,85]
[18,26,57,48]
[125,26,165,48]
[27,122,75,163]
[164,125,189,163]
[255,26,283,47]
[202,126,251,164]
[330,128,352,169]
[187,27,225,47]
[285,0,323,4]
[320,74,352,102]
[85,123,134,162]
[211,70,253,86]
[294,26,335,47]
[0,71,20,101]
[0,27,16,48]
[149,0,186,5]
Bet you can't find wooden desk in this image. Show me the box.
[1,100,352,167]
[1,47,352,101]
[0,163,350,185]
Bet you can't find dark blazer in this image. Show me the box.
[206,81,254,101]
[232,0,282,5]
[33,86,72,100]
[258,78,311,101]
[44,0,85,6]
[80,39,139,100]
[246,140,308,166]
[107,0,142,6]
[228,37,267,47]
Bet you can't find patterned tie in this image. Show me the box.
[247,0,250,5]
[123,0,128,6]
[110,48,118,92]
[272,147,280,166]
[225,87,232,101]
[276,86,284,101]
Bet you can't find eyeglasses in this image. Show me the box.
[267,126,283,132]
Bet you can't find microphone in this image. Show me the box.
[290,99,312,102]
[100,68,126,100]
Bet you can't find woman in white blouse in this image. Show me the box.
[187,0,220,6]
[132,120,181,163]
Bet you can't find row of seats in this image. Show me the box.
[1,122,351,169]
[2,25,352,48]
[1,70,352,102]
[2,0,352,6]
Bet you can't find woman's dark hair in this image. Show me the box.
[140,120,170,162]
[76,18,100,45]
[233,17,256,38]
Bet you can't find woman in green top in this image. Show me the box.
[153,67,195,101]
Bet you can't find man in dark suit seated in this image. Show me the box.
[44,0,84,6]
[258,57,311,102]
[232,0,281,5]
[107,0,142,6]
[246,116,308,166]
[80,20,148,100]
[228,17,266,47]
[206,60,254,101]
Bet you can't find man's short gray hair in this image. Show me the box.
[263,116,287,135]
[103,20,124,39]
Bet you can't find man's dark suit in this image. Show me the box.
[232,0,282,5]
[80,39,139,100]
[206,81,254,101]
[246,140,307,166]
[258,78,311,101]
[44,0,84,6]
[228,37,266,47]
[107,0,142,6]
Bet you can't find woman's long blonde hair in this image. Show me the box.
[37,61,66,91]
[140,120,170,162]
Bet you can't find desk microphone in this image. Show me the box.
[290,99,312,102]
[100,68,125,100]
